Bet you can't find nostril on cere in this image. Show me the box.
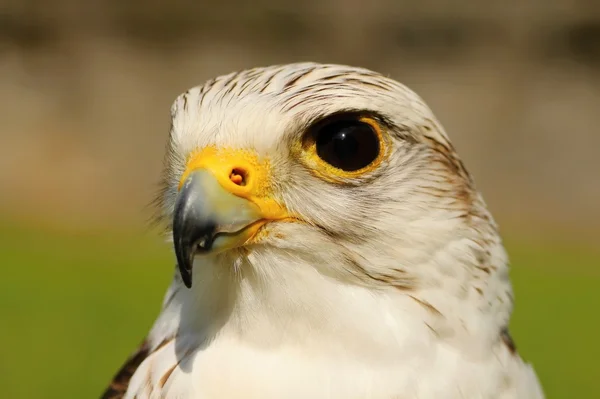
[229,168,247,186]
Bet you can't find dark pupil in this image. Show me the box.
[316,121,380,171]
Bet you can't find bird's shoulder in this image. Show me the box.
[100,270,183,398]
[100,340,151,399]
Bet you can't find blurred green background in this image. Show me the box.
[0,1,599,398]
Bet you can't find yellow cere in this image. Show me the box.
[179,146,289,221]
[298,116,390,183]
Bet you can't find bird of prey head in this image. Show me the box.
[104,63,544,399]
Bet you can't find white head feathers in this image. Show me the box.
[111,63,543,399]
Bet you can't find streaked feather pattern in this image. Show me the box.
[104,63,544,399]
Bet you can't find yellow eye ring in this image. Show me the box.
[298,115,389,182]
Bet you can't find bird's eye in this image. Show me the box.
[313,120,380,172]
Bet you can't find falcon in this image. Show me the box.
[102,63,544,398]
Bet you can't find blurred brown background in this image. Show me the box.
[1,0,599,237]
[1,2,599,398]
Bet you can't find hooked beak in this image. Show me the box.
[172,147,288,288]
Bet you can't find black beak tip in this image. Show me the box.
[172,171,219,290]
[174,238,194,289]
[173,228,217,290]
[179,264,193,288]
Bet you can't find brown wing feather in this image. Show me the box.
[100,340,150,399]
